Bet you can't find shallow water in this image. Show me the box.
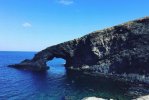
[0,51,147,100]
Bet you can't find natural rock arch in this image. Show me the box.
[10,17,149,84]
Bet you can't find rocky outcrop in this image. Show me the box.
[82,97,111,100]
[9,17,149,83]
[133,95,149,100]
[82,95,149,100]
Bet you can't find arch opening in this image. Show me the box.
[46,57,66,66]
[46,57,66,74]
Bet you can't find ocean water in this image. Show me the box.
[0,51,143,100]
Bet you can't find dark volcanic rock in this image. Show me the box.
[9,17,149,83]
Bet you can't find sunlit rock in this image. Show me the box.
[9,17,149,84]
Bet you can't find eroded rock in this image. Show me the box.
[9,17,149,83]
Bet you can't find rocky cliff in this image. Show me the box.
[9,17,149,83]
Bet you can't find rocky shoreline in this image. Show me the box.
[82,95,149,100]
[9,17,149,84]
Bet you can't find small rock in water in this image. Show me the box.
[66,84,70,86]
[71,80,74,83]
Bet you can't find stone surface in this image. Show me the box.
[133,95,149,100]
[81,97,109,100]
[9,17,149,83]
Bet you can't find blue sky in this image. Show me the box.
[0,0,149,51]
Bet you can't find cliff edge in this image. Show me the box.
[9,17,149,84]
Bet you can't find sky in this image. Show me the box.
[0,0,149,51]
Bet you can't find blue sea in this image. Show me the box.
[0,51,144,100]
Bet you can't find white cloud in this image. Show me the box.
[22,22,32,28]
[58,0,74,5]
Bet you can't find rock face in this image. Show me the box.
[9,17,149,83]
[81,97,110,100]
[133,95,149,100]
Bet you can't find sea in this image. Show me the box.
[0,51,148,100]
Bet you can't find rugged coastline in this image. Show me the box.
[9,17,149,84]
